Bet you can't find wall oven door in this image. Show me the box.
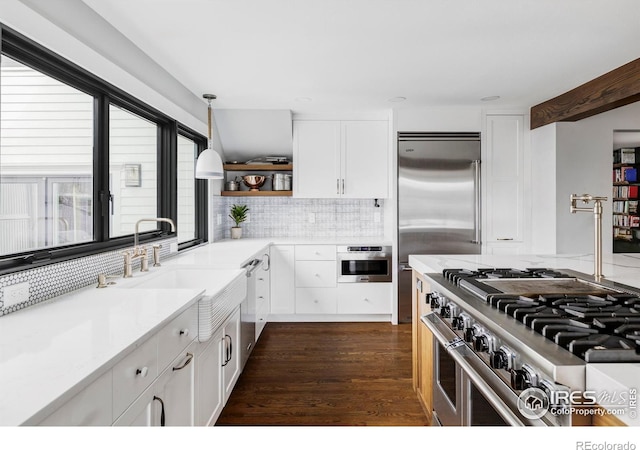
[424,313,554,426]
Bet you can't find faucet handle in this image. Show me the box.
[153,244,162,267]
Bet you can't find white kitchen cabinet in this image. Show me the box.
[112,334,159,421]
[114,342,197,427]
[194,306,241,426]
[38,370,113,426]
[336,283,392,314]
[152,341,197,426]
[483,113,528,254]
[270,245,295,314]
[222,306,241,403]
[195,327,224,426]
[295,287,338,314]
[294,261,337,288]
[293,120,389,199]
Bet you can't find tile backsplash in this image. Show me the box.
[211,197,384,241]
[0,238,176,317]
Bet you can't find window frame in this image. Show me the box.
[0,23,208,274]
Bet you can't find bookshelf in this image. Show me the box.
[613,147,640,252]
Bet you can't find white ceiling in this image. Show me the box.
[79,0,640,114]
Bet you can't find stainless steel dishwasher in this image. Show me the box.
[240,258,261,369]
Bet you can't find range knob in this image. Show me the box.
[473,334,489,352]
[451,315,464,330]
[466,324,483,344]
[440,301,458,319]
[510,364,539,391]
[488,345,513,370]
[428,292,441,309]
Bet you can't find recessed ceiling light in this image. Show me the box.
[295,97,312,102]
[481,96,501,102]
[388,96,407,103]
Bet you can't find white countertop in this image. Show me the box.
[409,252,640,426]
[0,239,273,426]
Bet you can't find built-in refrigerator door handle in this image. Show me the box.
[399,263,413,272]
[471,160,481,244]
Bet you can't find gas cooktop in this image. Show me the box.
[438,268,640,363]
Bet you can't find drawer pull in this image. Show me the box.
[172,352,194,371]
[135,366,149,378]
[179,328,189,337]
[497,238,514,241]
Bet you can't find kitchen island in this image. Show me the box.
[409,252,640,426]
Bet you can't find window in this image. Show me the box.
[0,56,94,255]
[177,134,197,243]
[0,24,207,272]
[108,104,158,237]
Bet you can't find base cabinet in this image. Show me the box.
[195,328,224,426]
[194,306,241,426]
[270,245,295,314]
[412,270,433,423]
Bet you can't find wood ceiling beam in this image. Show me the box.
[530,58,640,130]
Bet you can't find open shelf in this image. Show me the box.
[224,164,293,171]
[221,190,293,197]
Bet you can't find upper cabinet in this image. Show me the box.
[483,113,528,254]
[293,120,389,199]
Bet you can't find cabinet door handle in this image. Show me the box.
[341,178,345,195]
[172,352,194,371]
[135,367,149,378]
[263,253,270,271]
[153,396,166,427]
[222,334,232,366]
[337,178,340,195]
[179,328,189,337]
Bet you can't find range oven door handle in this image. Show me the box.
[422,313,532,427]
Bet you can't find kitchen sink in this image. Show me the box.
[115,266,248,342]
[117,267,243,295]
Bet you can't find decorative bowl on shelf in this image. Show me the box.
[242,175,266,191]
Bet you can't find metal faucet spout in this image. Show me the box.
[569,194,607,281]
[133,217,176,250]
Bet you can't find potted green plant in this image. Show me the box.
[229,204,249,239]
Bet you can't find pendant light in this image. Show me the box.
[195,93,224,179]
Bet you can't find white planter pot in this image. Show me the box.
[231,227,242,239]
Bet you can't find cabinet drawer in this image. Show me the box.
[295,245,336,261]
[157,305,197,370]
[295,260,336,287]
[337,283,392,314]
[296,288,337,314]
[112,334,158,421]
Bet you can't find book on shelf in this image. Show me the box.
[614,147,640,164]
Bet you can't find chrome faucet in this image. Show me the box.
[122,218,176,277]
[570,194,608,281]
[133,218,176,253]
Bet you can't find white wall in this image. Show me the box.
[530,124,557,253]
[530,101,640,254]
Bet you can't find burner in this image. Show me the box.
[568,334,640,362]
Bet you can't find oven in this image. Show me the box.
[337,245,392,283]
[422,267,640,427]
[428,313,530,426]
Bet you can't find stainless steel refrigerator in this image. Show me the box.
[397,132,481,323]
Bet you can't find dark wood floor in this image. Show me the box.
[216,322,429,426]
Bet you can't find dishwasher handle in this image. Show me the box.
[243,259,262,276]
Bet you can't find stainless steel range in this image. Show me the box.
[422,267,640,426]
